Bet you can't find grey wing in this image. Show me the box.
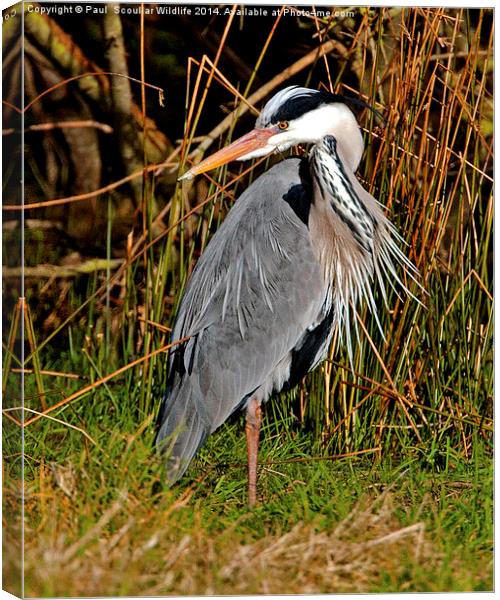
[156,159,328,480]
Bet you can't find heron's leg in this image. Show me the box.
[245,396,262,507]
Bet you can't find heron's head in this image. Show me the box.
[179,86,379,180]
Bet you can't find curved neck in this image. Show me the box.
[310,135,375,255]
[323,104,364,172]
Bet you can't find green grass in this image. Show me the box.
[3,394,493,595]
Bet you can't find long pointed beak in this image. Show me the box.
[178,128,278,181]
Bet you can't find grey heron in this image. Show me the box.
[155,86,417,505]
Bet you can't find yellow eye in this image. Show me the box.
[277,120,289,130]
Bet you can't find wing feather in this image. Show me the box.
[158,158,327,475]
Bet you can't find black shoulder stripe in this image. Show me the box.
[282,184,311,225]
[282,157,313,226]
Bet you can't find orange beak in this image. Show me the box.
[178,127,278,181]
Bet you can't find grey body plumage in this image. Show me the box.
[157,159,326,480]
[156,86,418,499]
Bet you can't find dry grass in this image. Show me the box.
[15,483,430,595]
[4,442,492,596]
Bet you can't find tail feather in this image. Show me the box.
[155,383,210,483]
